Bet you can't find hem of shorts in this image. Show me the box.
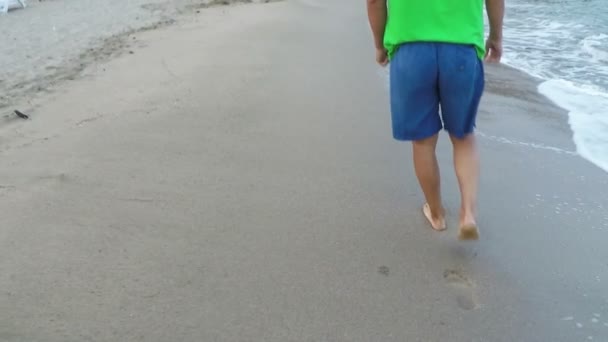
[393,128,442,142]
[445,127,476,139]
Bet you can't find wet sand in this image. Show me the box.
[1,0,607,341]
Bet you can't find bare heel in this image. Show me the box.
[458,224,479,241]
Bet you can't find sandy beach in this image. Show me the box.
[1,0,607,341]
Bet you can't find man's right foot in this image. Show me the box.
[423,203,446,231]
[458,223,479,240]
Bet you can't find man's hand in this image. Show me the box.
[485,0,504,63]
[485,36,503,63]
[367,0,388,65]
[376,48,389,67]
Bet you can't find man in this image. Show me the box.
[367,0,504,240]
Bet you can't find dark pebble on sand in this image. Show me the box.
[14,110,29,119]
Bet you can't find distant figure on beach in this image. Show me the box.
[367,0,504,240]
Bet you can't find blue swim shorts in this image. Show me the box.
[389,42,485,141]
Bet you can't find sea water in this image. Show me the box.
[501,0,608,172]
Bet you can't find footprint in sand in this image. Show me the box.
[37,173,73,183]
[0,185,16,196]
[444,269,479,311]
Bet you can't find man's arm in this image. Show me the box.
[367,0,388,65]
[485,0,505,62]
[367,0,387,50]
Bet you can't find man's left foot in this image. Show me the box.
[423,203,447,231]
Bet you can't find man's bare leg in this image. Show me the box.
[413,134,446,231]
[450,133,479,240]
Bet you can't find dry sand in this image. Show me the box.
[1,0,607,341]
[0,0,273,109]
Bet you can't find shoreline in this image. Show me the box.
[480,63,579,155]
[498,59,608,174]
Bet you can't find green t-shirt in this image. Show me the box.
[384,0,485,60]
